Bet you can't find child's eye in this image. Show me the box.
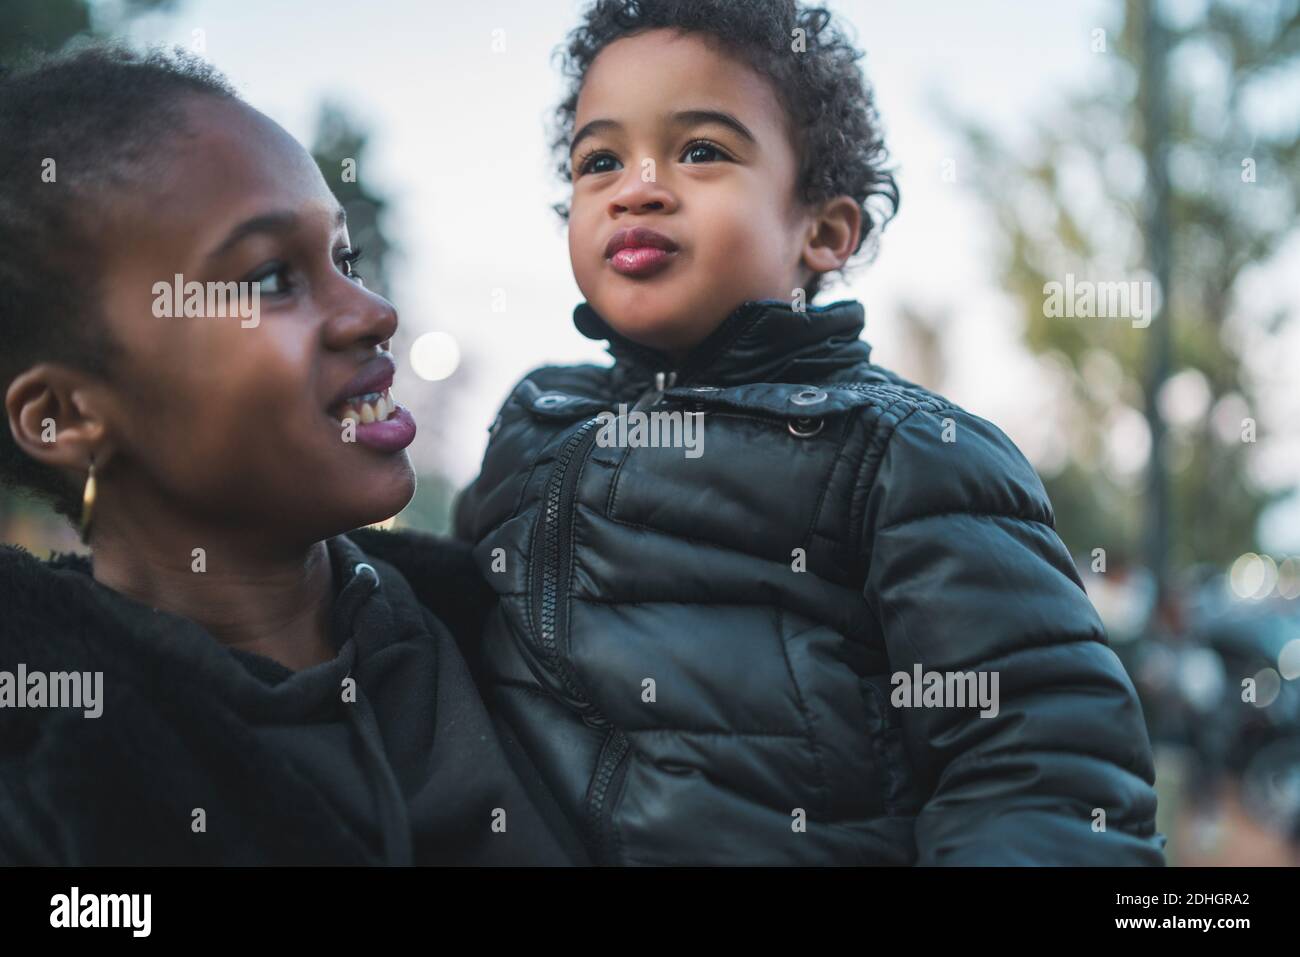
[681,140,731,164]
[337,246,365,285]
[576,150,621,176]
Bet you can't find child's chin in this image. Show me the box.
[600,294,715,354]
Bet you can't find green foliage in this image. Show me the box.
[310,103,394,300]
[0,0,91,63]
[0,0,180,63]
[950,0,1298,569]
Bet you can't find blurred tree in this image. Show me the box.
[948,0,1299,576]
[893,302,951,393]
[0,0,90,61]
[0,0,179,63]
[310,102,394,300]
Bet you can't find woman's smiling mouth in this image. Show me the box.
[329,354,418,452]
[331,389,418,453]
[335,388,396,424]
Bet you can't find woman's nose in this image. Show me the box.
[322,286,398,352]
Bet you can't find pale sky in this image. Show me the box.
[113,0,1300,550]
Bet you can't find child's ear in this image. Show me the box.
[5,363,116,473]
[801,196,863,277]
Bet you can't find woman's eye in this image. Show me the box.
[683,142,726,164]
[579,152,621,175]
[337,247,365,284]
[249,262,292,296]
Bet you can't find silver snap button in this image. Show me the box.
[791,388,828,406]
[534,393,568,409]
[788,417,824,438]
[691,386,717,412]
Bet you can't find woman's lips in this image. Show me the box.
[610,245,674,277]
[331,387,417,453]
[331,353,396,409]
[353,403,417,453]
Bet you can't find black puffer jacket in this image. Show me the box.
[455,298,1166,866]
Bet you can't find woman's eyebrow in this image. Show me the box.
[205,207,347,262]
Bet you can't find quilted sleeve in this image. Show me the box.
[860,405,1166,865]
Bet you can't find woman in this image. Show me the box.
[0,45,585,865]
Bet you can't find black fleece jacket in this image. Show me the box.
[0,529,586,865]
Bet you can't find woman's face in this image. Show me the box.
[90,94,416,548]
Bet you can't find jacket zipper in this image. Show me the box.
[531,418,600,708]
[532,382,678,862]
[630,370,677,412]
[585,728,631,861]
[537,373,883,858]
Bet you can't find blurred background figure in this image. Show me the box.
[2,0,1297,865]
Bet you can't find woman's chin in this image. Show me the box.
[339,458,417,531]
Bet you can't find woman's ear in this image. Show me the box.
[5,363,115,472]
[801,195,863,278]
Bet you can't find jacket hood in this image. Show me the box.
[572,297,873,388]
[0,530,496,696]
[0,534,417,719]
[0,529,575,865]
[0,534,411,864]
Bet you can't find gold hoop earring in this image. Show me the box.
[79,458,97,545]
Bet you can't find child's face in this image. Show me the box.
[567,29,820,357]
[85,96,415,547]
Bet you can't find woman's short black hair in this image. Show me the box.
[0,43,237,519]
[549,0,900,290]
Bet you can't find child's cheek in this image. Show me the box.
[567,207,603,299]
[703,214,791,301]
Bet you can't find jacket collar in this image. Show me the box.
[573,298,872,388]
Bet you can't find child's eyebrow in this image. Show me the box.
[569,118,621,157]
[205,206,348,262]
[569,109,757,157]
[669,110,757,144]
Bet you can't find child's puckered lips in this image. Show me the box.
[604,225,679,278]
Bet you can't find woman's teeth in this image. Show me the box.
[337,389,396,424]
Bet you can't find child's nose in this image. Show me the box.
[609,171,678,217]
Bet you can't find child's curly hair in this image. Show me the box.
[550,0,900,282]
